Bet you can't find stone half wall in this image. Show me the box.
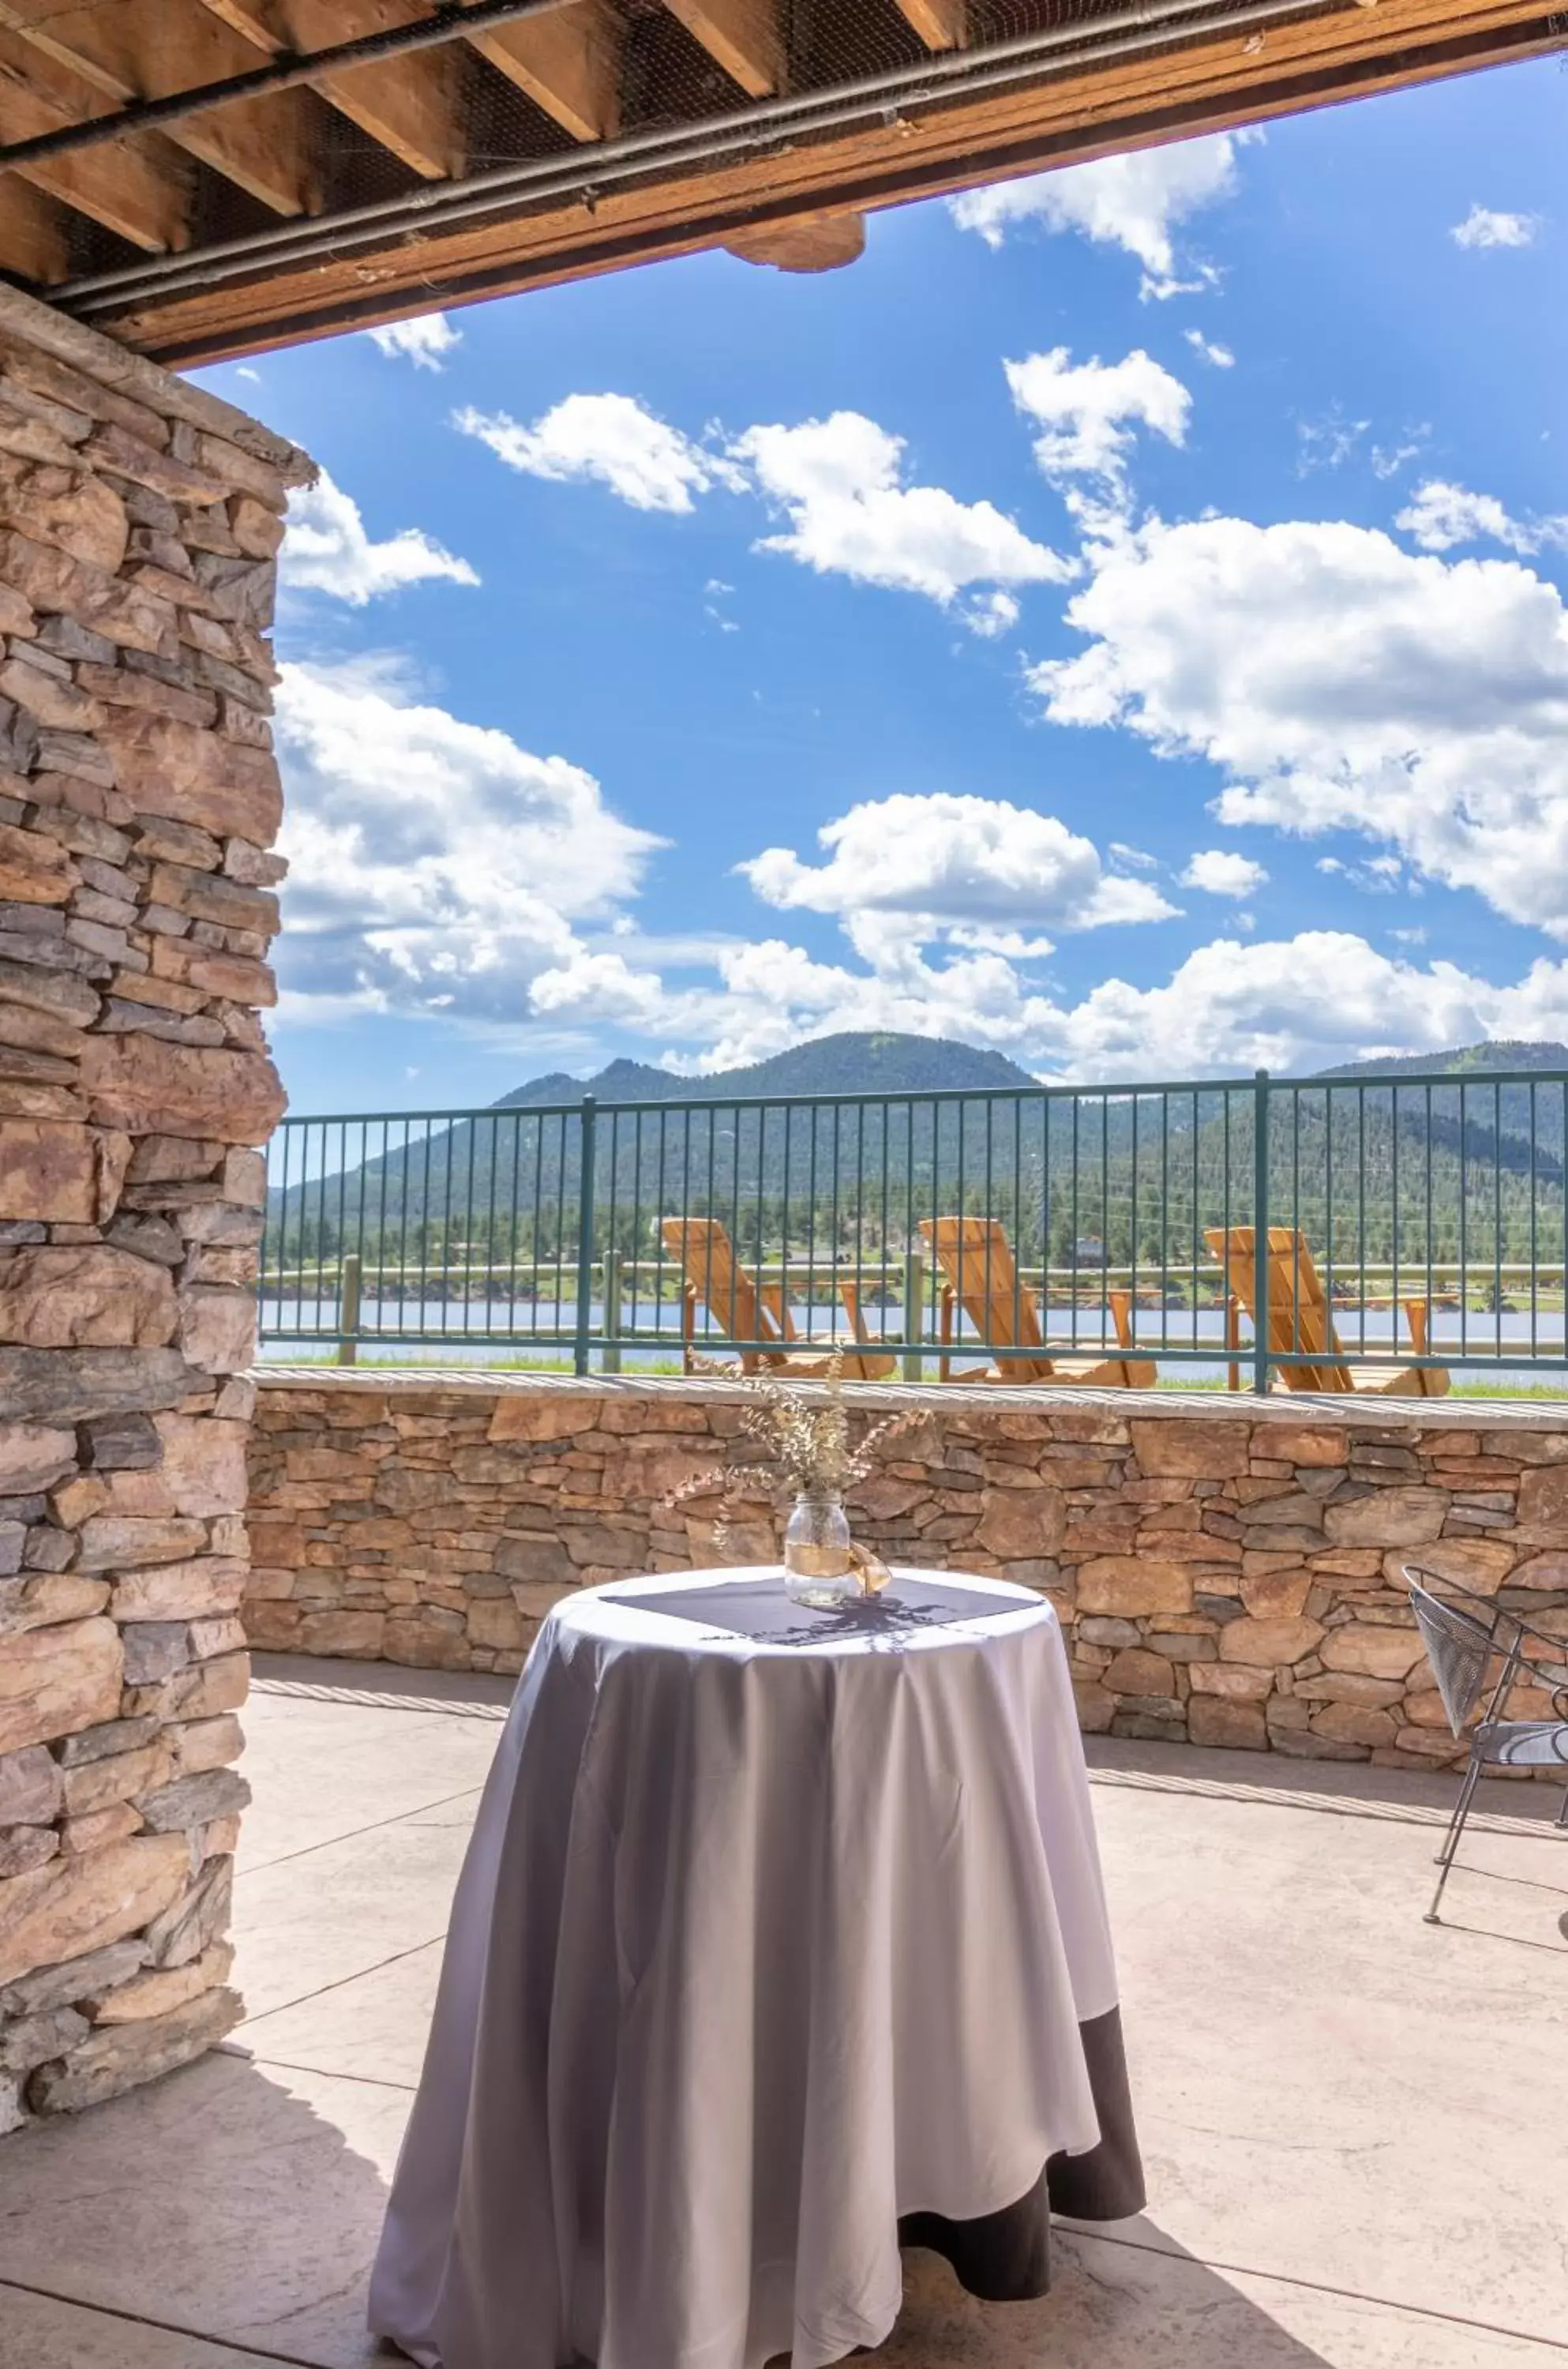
[0,283,310,2135]
[249,1373,1568,1778]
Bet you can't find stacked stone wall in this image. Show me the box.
[0,286,310,2133]
[249,1374,1568,1776]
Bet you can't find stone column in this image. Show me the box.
[0,285,311,2127]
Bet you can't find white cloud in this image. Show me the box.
[655,936,1081,1076]
[1296,409,1367,475]
[1395,478,1566,556]
[527,949,670,1027]
[1030,512,1568,937]
[738,792,1176,948]
[1003,347,1190,494]
[367,312,462,370]
[962,590,1022,639]
[282,473,478,606]
[1184,329,1235,369]
[455,392,741,513]
[1451,205,1539,250]
[950,130,1252,298]
[1109,842,1159,872]
[733,412,1071,613]
[451,392,1068,625]
[1370,431,1429,480]
[1181,849,1268,898]
[1029,933,1568,1081]
[629,922,1568,1083]
[1317,853,1403,895]
[272,660,662,1019]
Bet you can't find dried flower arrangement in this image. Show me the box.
[665,1350,928,1566]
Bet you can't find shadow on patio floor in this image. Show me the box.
[0,2048,397,2368]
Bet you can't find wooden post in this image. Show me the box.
[336,1252,362,1367]
[902,1248,925,1383]
[602,1250,622,1374]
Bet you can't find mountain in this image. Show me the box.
[267,1034,1049,1264]
[265,1035,1568,1279]
[1315,1040,1568,1082]
[496,1034,1041,1108]
[1308,1041,1568,1177]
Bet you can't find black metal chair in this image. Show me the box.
[1405,1568,1568,1922]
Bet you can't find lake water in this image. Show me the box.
[257,1295,1568,1387]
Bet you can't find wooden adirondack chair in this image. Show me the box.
[918,1216,1157,1387]
[1206,1226,1449,1397]
[659,1219,895,1379]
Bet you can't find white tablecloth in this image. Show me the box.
[370,1566,1140,2369]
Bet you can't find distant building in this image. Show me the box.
[1072,1237,1108,1267]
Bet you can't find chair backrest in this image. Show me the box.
[918,1217,1052,1377]
[1204,1225,1349,1393]
[1406,1579,1498,1736]
[660,1218,779,1361]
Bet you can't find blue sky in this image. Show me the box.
[193,57,1568,1115]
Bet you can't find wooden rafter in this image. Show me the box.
[0,0,320,217]
[0,172,71,284]
[194,0,471,182]
[662,0,784,96]
[461,0,621,142]
[0,26,193,253]
[892,0,968,48]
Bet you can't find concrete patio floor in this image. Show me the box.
[2,1656,1566,2369]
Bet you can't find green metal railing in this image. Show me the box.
[259,1066,1568,1388]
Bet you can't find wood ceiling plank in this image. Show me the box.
[193,0,283,43]
[892,0,967,47]
[193,0,469,181]
[272,0,469,180]
[662,0,783,96]
[0,173,73,283]
[0,0,320,216]
[0,28,192,252]
[462,0,621,141]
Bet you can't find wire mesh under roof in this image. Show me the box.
[0,0,1559,362]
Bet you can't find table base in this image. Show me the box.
[896,2007,1144,2305]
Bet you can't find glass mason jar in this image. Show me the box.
[782,1489,859,1608]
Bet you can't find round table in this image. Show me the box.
[369,1566,1144,2369]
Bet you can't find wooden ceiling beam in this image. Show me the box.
[0,0,321,218]
[194,0,471,182]
[0,28,192,253]
[460,0,621,142]
[724,211,865,269]
[662,0,784,97]
[891,0,968,47]
[0,173,72,284]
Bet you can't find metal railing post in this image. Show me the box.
[573,1095,596,1378]
[602,1249,622,1374]
[1252,1068,1270,1395]
[336,1251,361,1367]
[902,1247,925,1382]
